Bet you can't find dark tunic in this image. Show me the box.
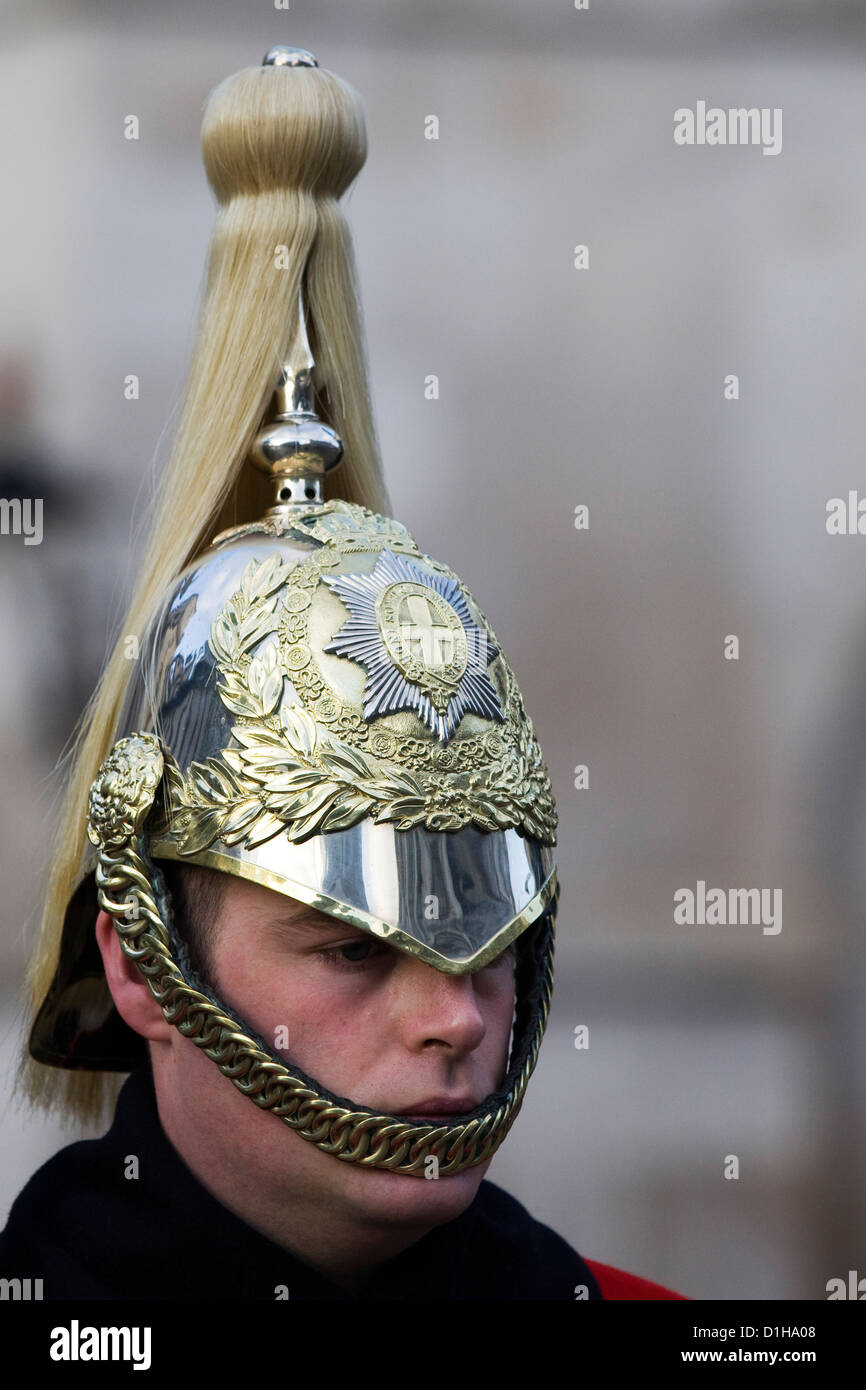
[0,1061,684,1300]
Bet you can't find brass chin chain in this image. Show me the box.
[90,740,555,1177]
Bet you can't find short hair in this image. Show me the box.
[159,860,226,980]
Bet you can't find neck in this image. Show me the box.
[151,1059,464,1292]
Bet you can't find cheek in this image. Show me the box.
[210,945,365,1070]
[486,980,517,1080]
[478,973,517,1044]
[209,942,297,1046]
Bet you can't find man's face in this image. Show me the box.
[152,872,517,1237]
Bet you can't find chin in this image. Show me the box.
[337,1155,491,1229]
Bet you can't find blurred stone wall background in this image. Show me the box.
[1,0,864,1300]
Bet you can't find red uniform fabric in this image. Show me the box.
[585,1259,688,1300]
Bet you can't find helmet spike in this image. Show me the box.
[249,285,344,511]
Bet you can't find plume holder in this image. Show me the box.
[249,287,344,510]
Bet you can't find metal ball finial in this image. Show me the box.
[262,46,318,68]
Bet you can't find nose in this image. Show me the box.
[391,955,487,1056]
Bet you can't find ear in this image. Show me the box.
[95,909,173,1044]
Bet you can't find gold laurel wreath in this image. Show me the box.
[88,734,555,1177]
[159,551,557,852]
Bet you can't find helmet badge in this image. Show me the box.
[323,548,504,743]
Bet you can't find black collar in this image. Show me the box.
[1,1057,602,1301]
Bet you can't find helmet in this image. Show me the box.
[25,47,559,1178]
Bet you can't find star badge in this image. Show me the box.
[322,549,505,744]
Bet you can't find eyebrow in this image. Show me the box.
[259,910,368,940]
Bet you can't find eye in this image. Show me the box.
[478,943,517,972]
[337,939,375,963]
[320,937,388,971]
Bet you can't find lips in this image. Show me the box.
[395,1096,480,1120]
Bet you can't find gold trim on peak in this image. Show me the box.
[151,837,558,975]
